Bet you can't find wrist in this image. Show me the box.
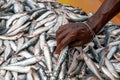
[86,13,104,34]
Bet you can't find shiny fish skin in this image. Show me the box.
[10,56,43,66]
[111,28,120,35]
[10,57,18,80]
[7,22,31,36]
[17,37,24,51]
[18,51,34,58]
[39,65,49,80]
[53,46,69,80]
[36,11,54,21]
[0,33,23,40]
[68,51,79,74]
[3,40,11,60]
[31,9,48,20]
[82,51,103,80]
[0,15,11,19]
[47,40,56,53]
[40,33,52,72]
[66,11,89,22]
[26,0,37,9]
[107,46,118,59]
[0,65,38,73]
[15,36,39,54]
[13,1,24,13]
[34,39,41,56]
[35,14,56,29]
[1,0,13,8]
[45,17,57,27]
[59,62,67,80]
[6,13,27,28]
[7,15,30,34]
[95,63,116,80]
[9,40,17,51]
[104,58,119,79]
[43,44,52,72]
[28,25,53,38]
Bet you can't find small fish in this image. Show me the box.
[28,26,53,38]
[104,58,119,79]
[18,51,34,58]
[59,62,67,80]
[0,33,23,40]
[0,65,38,73]
[36,10,54,21]
[82,51,103,80]
[31,8,48,20]
[26,0,37,9]
[0,15,11,19]
[53,46,69,80]
[10,56,43,66]
[109,41,120,46]
[89,45,99,62]
[66,11,89,22]
[35,14,56,29]
[68,51,79,74]
[7,22,31,36]
[111,28,120,35]
[95,63,116,80]
[7,15,30,34]
[39,65,49,80]
[15,36,39,54]
[107,46,118,59]
[43,44,52,72]
[6,13,27,28]
[17,37,24,51]
[103,30,110,47]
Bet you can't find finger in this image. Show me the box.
[56,25,68,35]
[70,40,84,47]
[54,35,74,54]
[56,29,69,44]
[56,23,73,35]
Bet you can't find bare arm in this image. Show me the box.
[87,0,120,34]
[55,0,120,54]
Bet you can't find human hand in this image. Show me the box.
[54,22,95,54]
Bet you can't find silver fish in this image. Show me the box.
[82,51,103,80]
[7,15,30,34]
[10,56,43,66]
[0,65,38,73]
[15,36,39,54]
[105,58,119,79]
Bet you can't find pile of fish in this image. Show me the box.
[0,0,120,80]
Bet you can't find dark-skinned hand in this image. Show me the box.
[54,22,95,54]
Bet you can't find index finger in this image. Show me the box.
[54,35,74,54]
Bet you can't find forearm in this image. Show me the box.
[86,0,120,34]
